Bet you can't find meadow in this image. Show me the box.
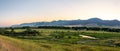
[0,28,120,51]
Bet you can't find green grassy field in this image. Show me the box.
[1,29,120,51]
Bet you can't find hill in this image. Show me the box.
[12,18,120,27]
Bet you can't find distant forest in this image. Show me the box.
[8,26,120,32]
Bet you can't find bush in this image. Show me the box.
[114,41,120,46]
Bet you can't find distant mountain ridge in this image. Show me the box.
[12,18,120,27]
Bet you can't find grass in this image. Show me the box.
[0,29,120,51]
[0,35,48,51]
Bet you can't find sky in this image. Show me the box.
[0,0,120,27]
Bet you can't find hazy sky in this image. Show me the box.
[0,0,120,26]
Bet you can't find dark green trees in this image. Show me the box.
[0,27,40,37]
[23,28,39,36]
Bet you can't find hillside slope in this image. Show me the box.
[12,18,120,27]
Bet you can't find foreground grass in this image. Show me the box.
[1,29,120,51]
[0,35,120,51]
[0,35,48,51]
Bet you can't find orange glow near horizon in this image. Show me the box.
[0,0,120,27]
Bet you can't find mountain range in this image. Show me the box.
[12,18,120,27]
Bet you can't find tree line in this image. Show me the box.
[2,26,120,34]
[0,27,40,37]
[38,26,120,32]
